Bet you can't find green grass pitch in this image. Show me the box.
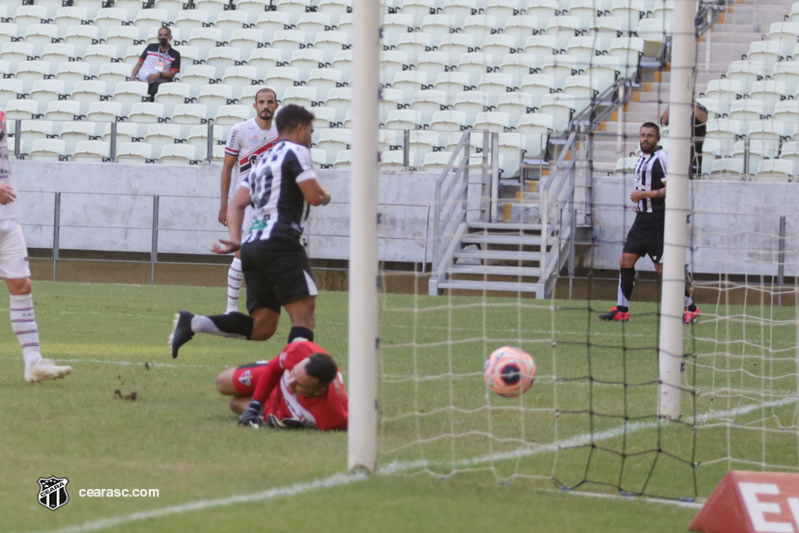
[2,281,794,532]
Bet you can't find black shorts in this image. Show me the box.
[623,213,665,264]
[240,237,318,314]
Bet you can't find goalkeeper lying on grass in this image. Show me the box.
[215,340,348,430]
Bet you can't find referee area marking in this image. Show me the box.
[32,397,797,533]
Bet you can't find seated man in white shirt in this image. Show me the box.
[131,26,181,101]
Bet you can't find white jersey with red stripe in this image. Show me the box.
[0,109,22,220]
[224,118,278,193]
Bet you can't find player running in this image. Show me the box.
[0,108,72,383]
[219,87,279,314]
[216,340,347,430]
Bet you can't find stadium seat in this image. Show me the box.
[771,61,799,95]
[60,121,97,157]
[153,0,185,20]
[213,104,250,126]
[238,85,262,109]
[376,88,404,125]
[234,0,270,20]
[703,79,743,116]
[586,16,625,53]
[458,52,496,86]
[195,84,234,118]
[385,110,423,131]
[484,0,518,26]
[516,113,553,158]
[174,10,209,36]
[746,40,783,68]
[310,146,329,167]
[83,45,121,77]
[331,50,353,81]
[731,138,778,175]
[545,16,583,51]
[306,107,335,130]
[71,80,108,115]
[421,151,455,173]
[159,144,196,165]
[496,132,526,177]
[86,101,124,123]
[608,37,645,80]
[524,35,561,68]
[725,60,768,94]
[15,61,50,95]
[154,82,191,117]
[180,65,219,98]
[144,123,185,159]
[614,155,639,177]
[325,87,352,123]
[755,159,794,181]
[497,92,537,116]
[269,29,308,57]
[289,49,327,80]
[0,22,19,49]
[188,28,225,59]
[395,33,434,58]
[525,0,558,25]
[101,122,141,148]
[748,80,786,116]
[254,11,292,42]
[610,0,644,33]
[307,68,344,102]
[97,63,133,93]
[481,35,518,67]
[727,99,765,125]
[584,56,622,94]
[229,29,265,60]
[275,0,310,22]
[462,14,498,45]
[566,36,601,68]
[391,71,429,101]
[12,6,48,36]
[94,8,130,39]
[40,43,78,67]
[380,13,414,48]
[420,14,453,46]
[172,104,209,124]
[433,72,473,95]
[708,157,745,179]
[281,86,319,109]
[248,48,285,73]
[29,139,66,162]
[113,81,150,116]
[317,0,351,19]
[116,141,153,164]
[767,21,799,59]
[779,141,799,168]
[187,124,225,161]
[24,24,59,56]
[114,0,147,20]
[18,120,55,156]
[313,31,350,62]
[380,150,414,170]
[296,12,333,44]
[452,91,489,124]
[773,100,799,124]
[72,140,110,162]
[0,79,25,103]
[411,90,449,127]
[380,50,411,84]
[442,0,480,27]
[474,112,511,133]
[105,25,141,58]
[415,52,455,83]
[129,102,165,123]
[520,74,557,109]
[28,80,66,112]
[316,128,351,160]
[407,130,442,165]
[476,73,514,99]
[1,42,34,74]
[206,47,242,75]
[401,0,436,25]
[52,7,89,39]
[636,18,670,58]
[503,15,539,45]
[332,149,352,169]
[430,110,469,132]
[563,75,600,109]
[73,0,104,20]
[499,54,543,87]
[43,100,81,122]
[214,10,250,42]
[194,0,228,20]
[263,66,300,98]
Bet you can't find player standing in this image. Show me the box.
[169,104,331,357]
[0,109,72,383]
[600,122,700,323]
[216,340,347,430]
[219,87,279,314]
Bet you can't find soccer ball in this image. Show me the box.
[484,346,536,397]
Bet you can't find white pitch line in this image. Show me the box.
[36,473,367,533]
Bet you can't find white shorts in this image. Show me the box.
[242,205,256,237]
[0,218,30,279]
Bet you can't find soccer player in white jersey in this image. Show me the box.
[169,105,331,358]
[600,122,699,324]
[0,109,72,382]
[219,87,279,314]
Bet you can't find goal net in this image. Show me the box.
[345,0,799,502]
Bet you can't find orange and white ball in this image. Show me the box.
[484,346,536,397]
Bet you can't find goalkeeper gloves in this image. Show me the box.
[266,413,316,430]
[238,400,264,428]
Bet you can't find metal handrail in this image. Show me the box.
[431,131,471,275]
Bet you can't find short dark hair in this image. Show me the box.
[641,122,660,136]
[256,87,276,101]
[275,104,315,135]
[304,353,338,388]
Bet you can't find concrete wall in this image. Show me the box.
[592,176,799,277]
[14,161,438,265]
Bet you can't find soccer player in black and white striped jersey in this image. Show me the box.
[169,105,331,358]
[600,122,700,324]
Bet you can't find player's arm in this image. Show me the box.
[298,179,331,206]
[212,185,249,254]
[219,153,236,226]
[694,103,708,124]
[0,183,17,205]
[630,183,666,203]
[238,357,286,428]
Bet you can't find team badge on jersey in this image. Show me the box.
[37,476,70,511]
[238,369,252,387]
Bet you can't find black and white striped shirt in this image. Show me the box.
[634,148,668,214]
[240,140,318,243]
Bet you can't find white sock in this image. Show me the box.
[11,293,42,368]
[191,315,246,339]
[226,257,244,313]
[684,294,694,309]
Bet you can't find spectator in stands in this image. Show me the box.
[131,26,181,101]
[660,102,708,178]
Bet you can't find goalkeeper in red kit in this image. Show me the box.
[215,340,348,430]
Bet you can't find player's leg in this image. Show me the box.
[600,252,638,321]
[0,220,71,382]
[224,206,255,314]
[216,365,262,414]
[653,250,700,324]
[284,295,316,342]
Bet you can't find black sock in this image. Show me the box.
[209,312,254,339]
[289,326,314,343]
[620,268,636,305]
[617,305,629,313]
